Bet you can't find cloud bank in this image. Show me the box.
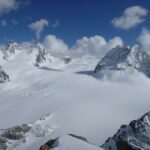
[29,19,49,40]
[70,36,123,58]
[138,28,150,53]
[43,35,69,57]
[112,6,148,30]
[42,34,124,58]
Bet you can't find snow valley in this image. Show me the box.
[0,41,150,150]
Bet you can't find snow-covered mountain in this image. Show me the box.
[1,42,21,60]
[0,41,150,150]
[95,45,150,78]
[102,111,150,150]
[0,42,54,65]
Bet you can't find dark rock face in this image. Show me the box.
[39,138,59,150]
[95,45,150,78]
[34,43,52,67]
[0,66,9,83]
[68,134,88,142]
[1,124,31,140]
[102,112,150,150]
[0,124,31,150]
[116,139,137,150]
[0,137,8,150]
[40,144,50,150]
[63,56,72,64]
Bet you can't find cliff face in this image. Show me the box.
[102,112,150,150]
[95,45,150,78]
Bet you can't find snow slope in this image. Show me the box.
[52,135,103,150]
[0,43,150,149]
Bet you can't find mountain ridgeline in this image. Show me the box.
[95,45,150,78]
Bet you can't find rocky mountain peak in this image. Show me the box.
[102,111,150,150]
[2,42,21,60]
[95,45,150,78]
[34,43,53,67]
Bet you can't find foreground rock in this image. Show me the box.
[0,114,53,150]
[0,124,31,150]
[102,111,150,150]
[40,138,59,150]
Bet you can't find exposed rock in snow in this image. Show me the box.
[95,45,150,78]
[34,43,53,67]
[39,138,59,150]
[102,111,150,150]
[0,66,9,83]
[2,42,21,60]
[0,114,54,150]
[68,134,88,142]
[63,56,72,64]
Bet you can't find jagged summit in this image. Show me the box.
[34,42,53,67]
[0,41,54,67]
[95,45,150,78]
[2,42,21,60]
[102,111,150,150]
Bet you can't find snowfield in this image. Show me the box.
[0,43,150,149]
[50,135,103,150]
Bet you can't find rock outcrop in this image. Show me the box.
[0,66,9,83]
[34,43,53,67]
[102,111,150,150]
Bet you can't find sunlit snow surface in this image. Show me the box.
[0,45,150,149]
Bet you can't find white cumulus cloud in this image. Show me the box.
[138,28,150,53]
[42,34,123,58]
[112,6,148,30]
[43,35,69,57]
[29,19,49,40]
[71,36,124,57]
[0,0,19,15]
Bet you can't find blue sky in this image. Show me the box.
[0,0,149,46]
